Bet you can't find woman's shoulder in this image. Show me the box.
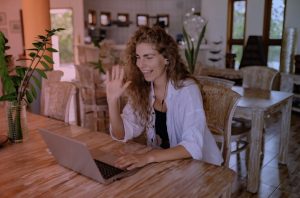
[170,78,201,96]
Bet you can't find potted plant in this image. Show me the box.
[0,28,64,143]
[182,12,206,74]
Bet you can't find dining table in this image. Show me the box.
[0,107,236,197]
[232,86,293,193]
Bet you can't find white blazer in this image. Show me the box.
[110,80,223,166]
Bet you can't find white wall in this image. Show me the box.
[0,0,23,58]
[84,0,201,44]
[0,0,85,62]
[285,0,300,54]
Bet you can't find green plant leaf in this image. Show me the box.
[0,92,17,101]
[29,52,37,58]
[3,77,15,94]
[38,35,47,40]
[31,75,41,89]
[46,47,58,52]
[43,55,54,64]
[29,84,37,99]
[193,24,207,67]
[25,90,33,103]
[33,42,43,49]
[15,66,27,78]
[40,60,50,70]
[35,68,47,79]
[182,27,191,51]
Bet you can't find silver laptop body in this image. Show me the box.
[39,128,134,184]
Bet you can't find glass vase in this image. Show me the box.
[6,101,28,143]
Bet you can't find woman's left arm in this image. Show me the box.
[114,145,191,170]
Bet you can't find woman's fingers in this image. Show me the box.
[123,81,131,90]
[112,65,116,80]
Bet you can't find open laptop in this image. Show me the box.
[38,128,136,184]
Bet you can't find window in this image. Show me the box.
[227,0,247,69]
[263,0,286,70]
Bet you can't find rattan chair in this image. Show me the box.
[75,65,108,131]
[43,81,76,123]
[198,76,250,156]
[40,70,64,115]
[241,66,278,90]
[201,83,241,167]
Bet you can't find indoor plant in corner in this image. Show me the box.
[182,10,206,74]
[0,28,64,143]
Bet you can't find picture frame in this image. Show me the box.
[9,20,21,33]
[0,12,7,26]
[88,10,97,26]
[157,14,169,28]
[100,12,111,26]
[136,14,149,26]
[117,13,129,27]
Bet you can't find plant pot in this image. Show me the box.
[6,101,28,143]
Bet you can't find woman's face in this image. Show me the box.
[135,43,168,83]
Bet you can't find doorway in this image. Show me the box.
[50,8,75,81]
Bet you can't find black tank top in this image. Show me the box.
[154,109,170,149]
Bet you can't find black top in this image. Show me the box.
[154,109,170,149]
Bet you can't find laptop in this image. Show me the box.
[38,128,137,184]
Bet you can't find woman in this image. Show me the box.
[106,26,222,170]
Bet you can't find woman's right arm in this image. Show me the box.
[106,66,131,140]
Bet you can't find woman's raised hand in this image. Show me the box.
[106,65,131,102]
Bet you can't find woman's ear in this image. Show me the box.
[165,59,169,65]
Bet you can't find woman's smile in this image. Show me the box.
[136,43,168,83]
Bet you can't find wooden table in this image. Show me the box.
[0,109,236,197]
[232,86,293,193]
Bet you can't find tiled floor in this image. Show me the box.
[231,112,300,198]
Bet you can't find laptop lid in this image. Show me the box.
[38,128,128,184]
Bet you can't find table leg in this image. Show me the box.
[247,110,264,193]
[279,97,292,164]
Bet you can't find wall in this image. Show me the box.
[0,0,23,58]
[84,0,201,44]
[0,0,85,62]
[201,0,228,66]
[201,0,300,68]
[285,0,300,54]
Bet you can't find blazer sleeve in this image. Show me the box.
[177,84,207,160]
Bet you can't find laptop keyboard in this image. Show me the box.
[94,159,125,179]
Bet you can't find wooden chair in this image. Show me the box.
[40,70,64,115]
[241,66,278,90]
[196,75,235,88]
[43,81,76,123]
[197,76,249,157]
[201,84,241,167]
[75,65,108,131]
[239,65,279,152]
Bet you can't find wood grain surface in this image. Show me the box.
[0,108,235,197]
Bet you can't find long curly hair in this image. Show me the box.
[124,26,194,125]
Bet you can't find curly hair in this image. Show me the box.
[124,26,194,125]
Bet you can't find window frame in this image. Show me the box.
[227,0,247,53]
[262,0,287,58]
